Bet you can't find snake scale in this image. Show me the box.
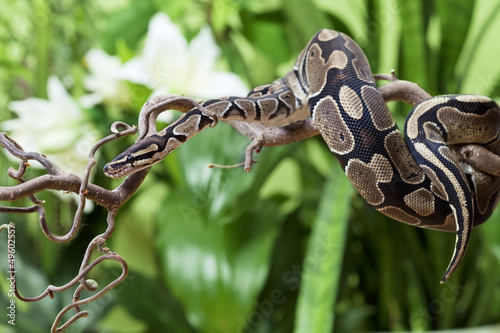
[104,29,500,282]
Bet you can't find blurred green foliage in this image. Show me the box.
[1,0,500,332]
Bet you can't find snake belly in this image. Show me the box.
[105,29,500,282]
[287,29,500,282]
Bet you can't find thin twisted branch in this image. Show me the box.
[0,122,140,332]
[1,73,499,333]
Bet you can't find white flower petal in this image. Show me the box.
[120,57,152,86]
[9,97,55,116]
[136,13,190,90]
[79,93,103,108]
[39,128,80,151]
[85,49,121,77]
[120,12,248,103]
[156,110,177,124]
[190,71,248,98]
[82,49,123,104]
[47,76,81,118]
[188,25,220,75]
[143,13,188,66]
[4,76,96,179]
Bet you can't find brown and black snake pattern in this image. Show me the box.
[104,30,500,282]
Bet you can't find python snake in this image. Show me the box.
[104,29,500,282]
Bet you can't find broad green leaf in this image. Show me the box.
[435,0,474,93]
[374,0,402,74]
[99,1,156,54]
[398,0,428,90]
[211,0,243,34]
[312,0,368,42]
[156,123,289,332]
[259,157,302,214]
[481,206,500,263]
[294,165,354,333]
[248,20,291,64]
[110,179,168,279]
[156,191,282,333]
[34,0,50,98]
[282,0,331,43]
[241,0,282,13]
[229,30,279,85]
[97,305,147,333]
[177,123,257,221]
[305,139,334,178]
[455,0,500,95]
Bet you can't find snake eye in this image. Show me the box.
[127,143,160,165]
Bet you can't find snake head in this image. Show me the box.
[103,135,169,178]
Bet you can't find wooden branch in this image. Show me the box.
[0,123,142,332]
[375,71,432,106]
[458,144,500,176]
[0,124,149,210]
[0,71,499,333]
[223,77,434,170]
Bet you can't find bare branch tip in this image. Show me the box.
[390,69,398,80]
[110,121,136,134]
[209,115,219,127]
[207,162,246,170]
[0,222,14,232]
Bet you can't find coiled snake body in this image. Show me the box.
[105,30,500,282]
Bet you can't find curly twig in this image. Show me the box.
[0,122,142,332]
[6,207,128,333]
[0,132,59,175]
[51,254,128,333]
[1,72,499,333]
[136,94,218,140]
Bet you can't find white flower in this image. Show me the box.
[80,49,123,107]
[120,12,248,102]
[3,76,99,177]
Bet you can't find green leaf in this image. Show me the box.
[99,1,156,54]
[373,0,402,74]
[398,0,428,90]
[294,164,354,333]
[282,0,331,43]
[155,123,289,332]
[110,179,168,279]
[259,157,302,214]
[229,30,279,85]
[455,0,500,95]
[97,305,147,333]
[435,0,474,93]
[312,0,368,42]
[248,20,291,64]
[156,191,282,333]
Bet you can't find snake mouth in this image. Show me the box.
[103,137,165,178]
[103,161,134,179]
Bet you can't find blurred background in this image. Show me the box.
[1,0,500,332]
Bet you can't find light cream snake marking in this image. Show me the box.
[104,30,500,283]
